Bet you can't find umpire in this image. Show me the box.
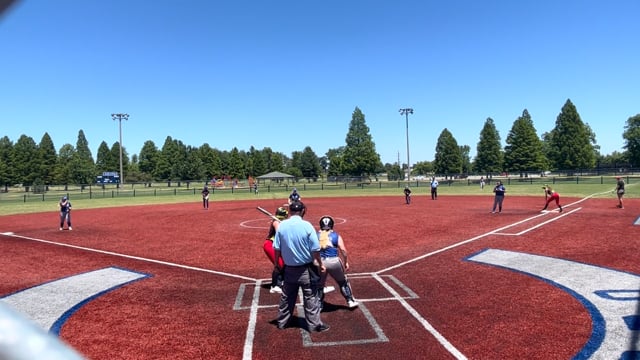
[273,201,329,332]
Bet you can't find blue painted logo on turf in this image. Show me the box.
[467,249,640,360]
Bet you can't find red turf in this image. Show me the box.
[1,195,637,359]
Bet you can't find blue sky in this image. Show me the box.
[1,1,638,166]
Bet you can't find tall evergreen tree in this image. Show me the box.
[504,109,545,175]
[71,130,95,184]
[219,150,230,178]
[460,145,471,174]
[228,147,246,179]
[210,148,225,177]
[546,99,596,171]
[298,146,321,178]
[12,135,39,185]
[54,144,75,185]
[433,128,462,176]
[138,140,159,179]
[262,147,275,173]
[155,136,191,181]
[197,143,218,180]
[184,145,205,181]
[267,150,285,173]
[110,142,130,176]
[245,146,267,177]
[474,117,503,175]
[171,139,189,180]
[250,147,268,177]
[38,133,57,185]
[342,107,382,176]
[95,141,112,173]
[0,136,14,188]
[287,151,303,177]
[156,136,178,180]
[622,114,640,167]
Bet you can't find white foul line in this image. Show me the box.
[372,273,467,360]
[1,233,257,282]
[514,207,581,235]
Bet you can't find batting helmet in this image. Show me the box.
[275,207,289,220]
[319,215,334,230]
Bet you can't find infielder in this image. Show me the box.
[542,184,563,212]
[59,196,72,230]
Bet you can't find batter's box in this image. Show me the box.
[303,274,418,347]
[233,274,419,310]
[233,274,419,347]
[345,274,420,303]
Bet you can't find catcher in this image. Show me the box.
[541,184,563,212]
[59,196,72,230]
[263,207,288,293]
[317,215,358,308]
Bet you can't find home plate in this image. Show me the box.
[1,232,14,235]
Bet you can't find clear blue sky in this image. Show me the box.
[1,0,638,166]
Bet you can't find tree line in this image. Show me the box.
[1,101,638,187]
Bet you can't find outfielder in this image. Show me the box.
[403,186,412,205]
[317,215,358,308]
[201,186,210,209]
[59,196,72,230]
[615,176,625,209]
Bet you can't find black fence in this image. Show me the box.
[0,174,634,205]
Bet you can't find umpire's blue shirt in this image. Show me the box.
[273,215,320,266]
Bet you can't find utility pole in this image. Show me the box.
[399,108,413,183]
[111,113,129,185]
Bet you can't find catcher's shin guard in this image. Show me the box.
[339,280,354,301]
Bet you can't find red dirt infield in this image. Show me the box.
[1,194,638,359]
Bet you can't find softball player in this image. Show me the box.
[542,185,563,212]
[317,215,358,308]
[201,186,210,209]
[59,196,72,230]
[264,207,288,293]
[404,186,412,204]
[615,176,625,209]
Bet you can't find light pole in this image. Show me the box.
[399,108,413,183]
[111,113,129,185]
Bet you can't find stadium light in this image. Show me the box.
[111,113,129,185]
[399,108,413,183]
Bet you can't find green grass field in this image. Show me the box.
[0,177,631,216]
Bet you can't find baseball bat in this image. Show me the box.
[256,206,279,221]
